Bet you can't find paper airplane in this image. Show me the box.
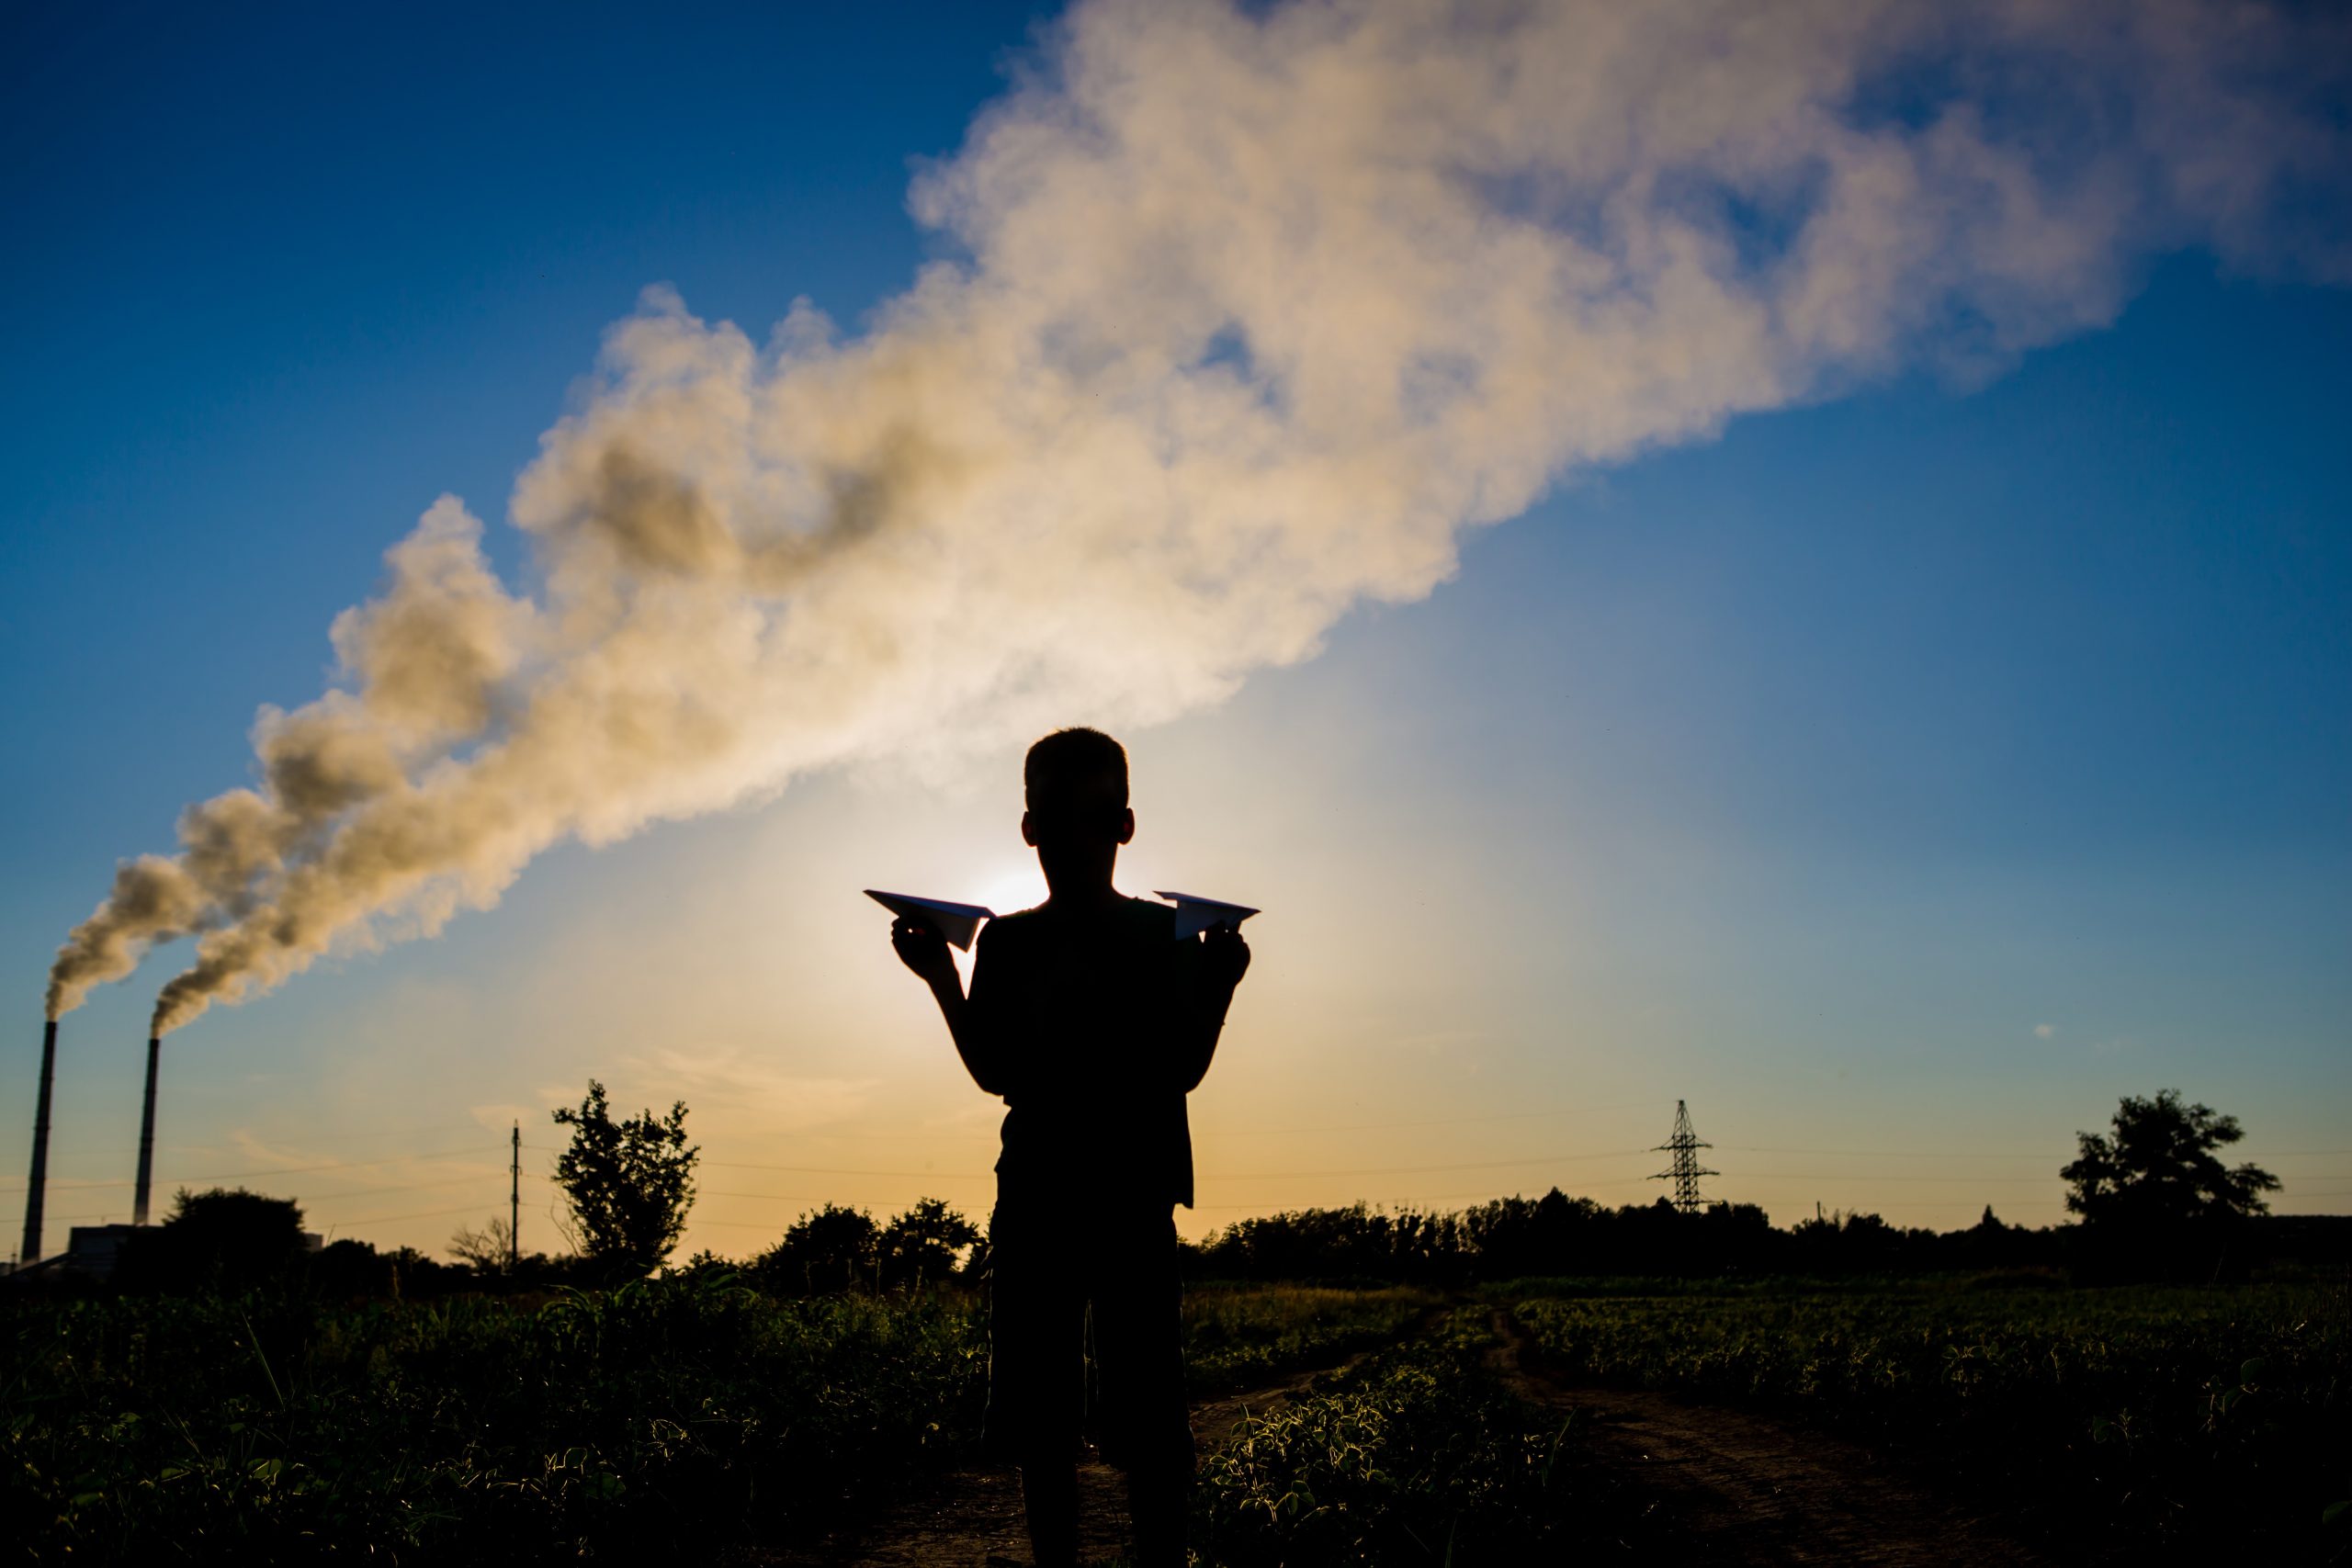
[865,890,994,951]
[1155,891,1261,940]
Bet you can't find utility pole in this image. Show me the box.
[509,1121,521,1270]
[1650,1099,1719,1214]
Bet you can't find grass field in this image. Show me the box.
[10,1274,2349,1562]
[7,1275,986,1561]
[3,1277,1431,1562]
[1181,1283,1430,1392]
[1509,1278,2352,1562]
[1191,1306,1657,1566]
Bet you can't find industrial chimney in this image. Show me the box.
[132,1034,160,1227]
[20,1019,58,1264]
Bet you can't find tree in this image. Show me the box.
[114,1187,307,1293]
[551,1080,699,1280]
[447,1215,515,1273]
[751,1203,880,1295]
[877,1198,980,1290]
[309,1237,395,1299]
[2062,1089,2279,1231]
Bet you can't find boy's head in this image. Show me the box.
[1022,728,1134,865]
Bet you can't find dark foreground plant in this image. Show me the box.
[1182,1284,1430,1393]
[6,1276,1436,1562]
[1511,1281,2350,1564]
[6,1272,985,1562]
[1191,1310,1651,1565]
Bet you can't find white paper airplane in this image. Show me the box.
[865,890,994,951]
[1155,891,1261,940]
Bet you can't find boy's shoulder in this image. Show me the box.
[980,904,1046,937]
[1120,896,1178,936]
[980,897,1176,945]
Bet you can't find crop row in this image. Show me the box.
[8,1276,1434,1562]
[1182,1283,1431,1392]
[1192,1309,1657,1564]
[1510,1281,2351,1562]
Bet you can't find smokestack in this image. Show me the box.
[20,1020,58,1264]
[132,1034,160,1227]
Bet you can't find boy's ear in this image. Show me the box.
[1117,807,1135,846]
[1021,809,1037,847]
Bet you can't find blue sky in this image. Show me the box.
[4,2,2346,1255]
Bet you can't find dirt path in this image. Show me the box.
[764,1359,1346,1567]
[1487,1309,2040,1567]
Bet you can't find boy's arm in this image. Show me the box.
[891,919,1012,1095]
[1175,926,1250,1093]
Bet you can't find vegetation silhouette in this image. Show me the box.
[551,1077,699,1281]
[113,1186,309,1294]
[2063,1089,2280,1280]
[752,1201,882,1294]
[8,1086,2344,1563]
[742,1197,987,1295]
[890,727,1251,1568]
[447,1214,517,1275]
[880,1196,983,1291]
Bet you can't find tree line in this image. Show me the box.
[80,1085,2326,1297]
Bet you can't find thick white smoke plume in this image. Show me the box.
[48,0,2347,1031]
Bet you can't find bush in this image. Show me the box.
[1511,1282,2351,1562]
[112,1188,309,1295]
[1193,1311,1654,1564]
[5,1273,989,1560]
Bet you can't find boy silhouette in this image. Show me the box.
[891,728,1250,1568]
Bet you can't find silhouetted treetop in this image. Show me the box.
[114,1186,307,1293]
[752,1202,881,1295]
[2061,1089,2278,1229]
[552,1079,698,1280]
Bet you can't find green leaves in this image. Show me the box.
[1513,1283,2346,1561]
[1184,1284,1430,1392]
[4,1276,989,1559]
[1193,1311,1604,1564]
[2062,1089,2281,1233]
[551,1078,700,1280]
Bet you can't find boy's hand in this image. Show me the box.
[1201,925,1251,990]
[891,917,959,990]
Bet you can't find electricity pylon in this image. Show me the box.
[1651,1099,1718,1213]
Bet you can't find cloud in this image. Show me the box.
[48,0,2350,1032]
[2034,1022,2056,1039]
[627,1045,880,1132]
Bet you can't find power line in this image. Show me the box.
[1199,1149,1656,1180]
[697,1190,831,1203]
[707,1160,989,1179]
[514,1139,2352,1183]
[112,1172,516,1204]
[1718,1145,2352,1160]
[312,1202,495,1230]
[527,1142,984,1179]
[1730,1172,2061,1184]
[1195,1100,1660,1138]
[0,1143,506,1192]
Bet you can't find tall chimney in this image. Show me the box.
[20,1020,58,1264]
[132,1034,160,1227]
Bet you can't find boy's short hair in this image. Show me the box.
[1024,727,1129,813]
